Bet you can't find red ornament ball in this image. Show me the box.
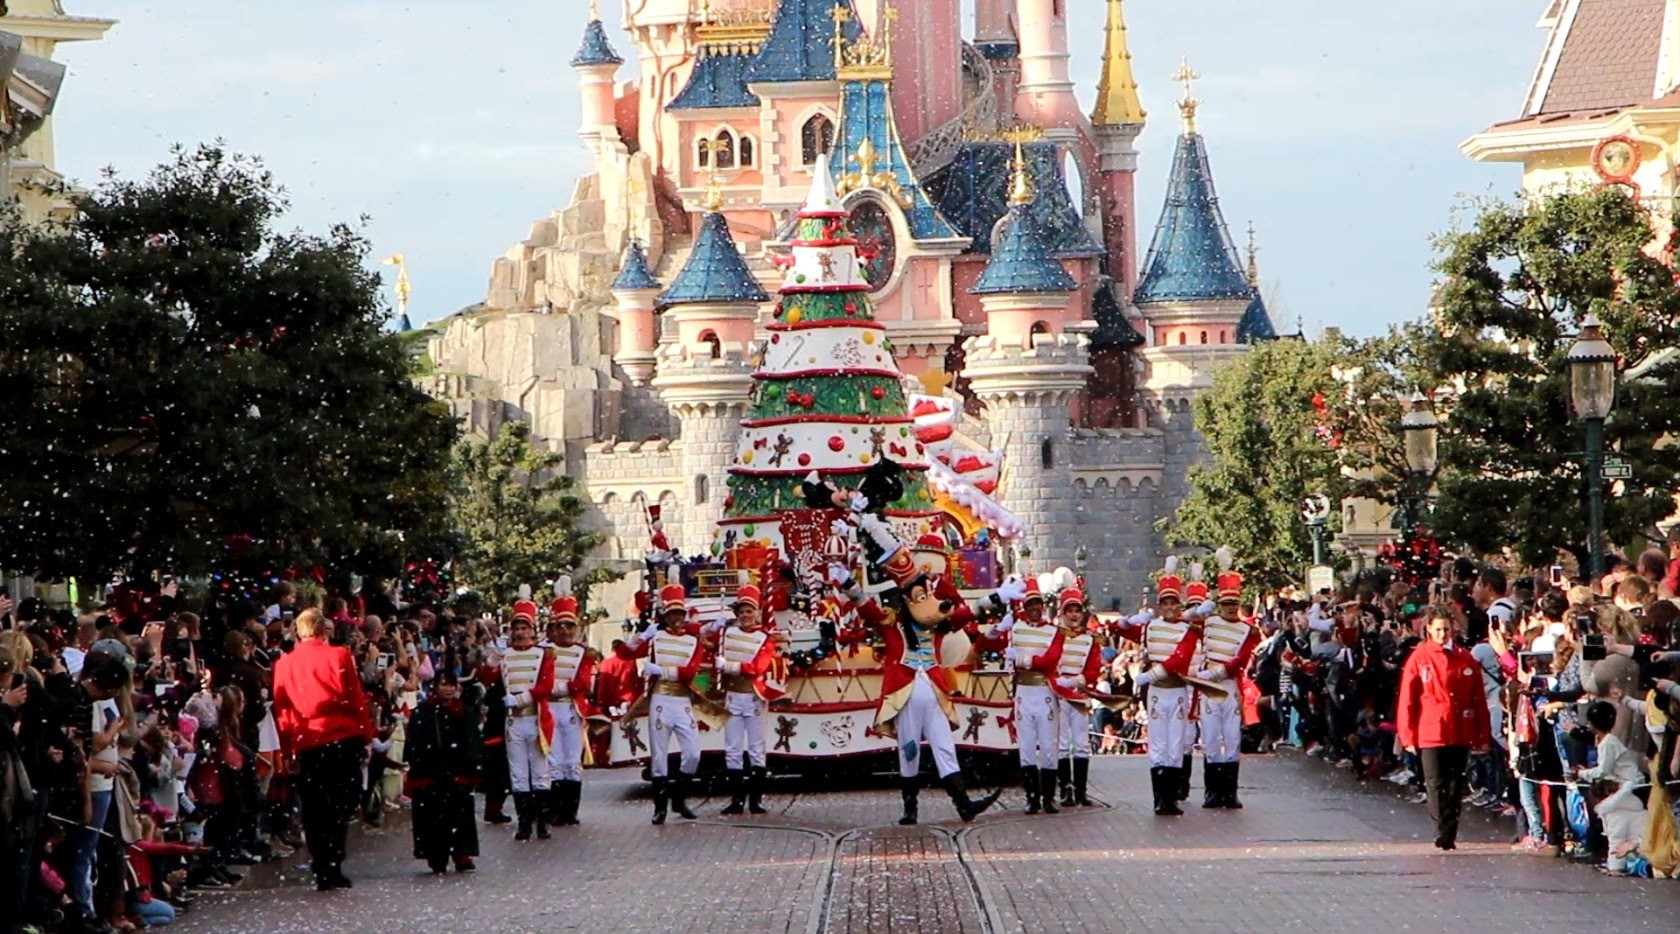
[828,436,845,452]
[785,389,800,404]
[800,393,815,407]
[870,386,885,400]
[770,334,780,344]
[798,453,811,466]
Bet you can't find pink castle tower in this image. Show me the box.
[1013,1,1088,141]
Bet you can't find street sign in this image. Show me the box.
[1604,456,1632,481]
[1307,565,1335,594]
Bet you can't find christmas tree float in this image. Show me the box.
[715,154,942,563]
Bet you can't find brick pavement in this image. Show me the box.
[174,753,1680,934]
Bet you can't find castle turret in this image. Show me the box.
[607,240,662,385]
[652,178,769,553]
[964,147,1090,570]
[1090,0,1147,299]
[1237,224,1278,343]
[1013,0,1086,142]
[1132,60,1250,351]
[570,1,624,153]
[973,0,1017,59]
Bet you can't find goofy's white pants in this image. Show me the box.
[1056,698,1092,759]
[1014,684,1059,769]
[649,694,700,778]
[723,692,767,770]
[891,673,961,779]
[1199,688,1242,765]
[506,715,550,793]
[1146,685,1194,768]
[546,701,586,783]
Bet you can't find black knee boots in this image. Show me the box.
[513,791,533,840]
[899,777,920,825]
[1023,766,1042,815]
[1039,766,1059,814]
[1179,755,1193,802]
[1058,758,1075,807]
[651,778,669,825]
[720,769,747,816]
[668,773,698,821]
[747,767,769,815]
[1150,767,1182,816]
[941,772,1000,823]
[1072,757,1092,806]
[556,780,582,825]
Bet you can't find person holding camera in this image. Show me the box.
[1396,607,1491,851]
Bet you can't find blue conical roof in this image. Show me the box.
[571,16,623,67]
[669,47,761,110]
[1089,284,1145,348]
[745,0,863,84]
[657,212,769,308]
[971,204,1077,295]
[1237,291,1277,343]
[612,241,661,292]
[935,141,1101,256]
[1133,133,1251,305]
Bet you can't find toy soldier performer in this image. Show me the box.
[1112,558,1211,816]
[499,603,555,840]
[715,584,783,816]
[1194,549,1261,808]
[975,577,1064,814]
[1051,588,1102,807]
[617,583,705,824]
[542,579,599,826]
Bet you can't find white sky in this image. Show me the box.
[48,0,1545,337]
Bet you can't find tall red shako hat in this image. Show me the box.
[1185,560,1209,604]
[1214,547,1243,604]
[1156,555,1184,603]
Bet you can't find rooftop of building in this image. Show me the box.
[657,211,770,308]
[744,0,864,85]
[612,241,662,292]
[935,141,1102,257]
[1525,0,1665,117]
[1133,130,1252,306]
[571,7,624,68]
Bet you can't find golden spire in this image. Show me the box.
[1245,222,1260,287]
[380,254,412,321]
[1173,55,1201,134]
[1008,141,1034,207]
[588,0,600,22]
[702,140,727,212]
[1092,0,1146,126]
[834,1,894,80]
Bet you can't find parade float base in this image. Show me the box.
[605,664,1021,770]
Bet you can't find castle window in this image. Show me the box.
[695,474,710,505]
[801,114,835,165]
[700,331,721,359]
[714,129,736,169]
[739,135,755,167]
[1177,332,1187,346]
[1220,330,1228,343]
[1040,439,1054,469]
[1200,330,1209,344]
[697,139,710,169]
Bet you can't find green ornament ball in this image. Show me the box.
[744,524,757,536]
[809,741,818,749]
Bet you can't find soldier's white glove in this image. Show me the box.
[553,682,570,697]
[1195,668,1224,682]
[644,663,667,679]
[827,563,853,588]
[1013,649,1034,669]
[992,616,1015,635]
[1133,670,1151,688]
[1056,676,1083,690]
[995,576,1028,604]
[723,659,742,675]
[1191,600,1217,619]
[702,619,727,638]
[638,623,658,642]
[502,693,519,709]
[1127,611,1153,626]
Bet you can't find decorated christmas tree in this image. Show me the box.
[715,155,941,563]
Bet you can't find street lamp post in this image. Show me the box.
[1398,391,1439,537]
[1566,315,1618,581]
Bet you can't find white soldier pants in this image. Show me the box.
[506,715,550,792]
[1056,697,1092,760]
[723,691,767,770]
[546,701,586,783]
[891,673,961,779]
[649,694,700,777]
[1199,688,1242,764]
[1146,685,1193,768]
[1013,684,1059,769]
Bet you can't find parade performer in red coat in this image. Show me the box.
[541,579,598,827]
[499,606,556,841]
[1193,549,1262,808]
[1396,608,1492,850]
[1051,588,1103,807]
[973,577,1064,814]
[616,584,707,824]
[715,585,785,816]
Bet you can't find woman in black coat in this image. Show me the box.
[405,671,484,873]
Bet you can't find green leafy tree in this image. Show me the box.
[450,421,615,607]
[1165,336,1352,593]
[1390,189,1680,566]
[0,143,457,580]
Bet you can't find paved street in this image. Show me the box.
[176,751,1680,934]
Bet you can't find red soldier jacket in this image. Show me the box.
[544,642,599,718]
[1396,640,1492,750]
[1052,629,1103,703]
[615,629,706,688]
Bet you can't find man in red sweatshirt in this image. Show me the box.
[272,608,374,891]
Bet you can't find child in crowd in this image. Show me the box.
[1574,700,1646,875]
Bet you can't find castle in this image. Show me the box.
[424,0,1278,614]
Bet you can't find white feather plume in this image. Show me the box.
[1037,572,1057,594]
[1190,561,1205,582]
[1216,547,1234,572]
[1164,555,1179,575]
[554,575,573,598]
[517,583,532,601]
[1055,566,1076,591]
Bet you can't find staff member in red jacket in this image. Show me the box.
[272,608,374,890]
[1396,607,1492,851]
